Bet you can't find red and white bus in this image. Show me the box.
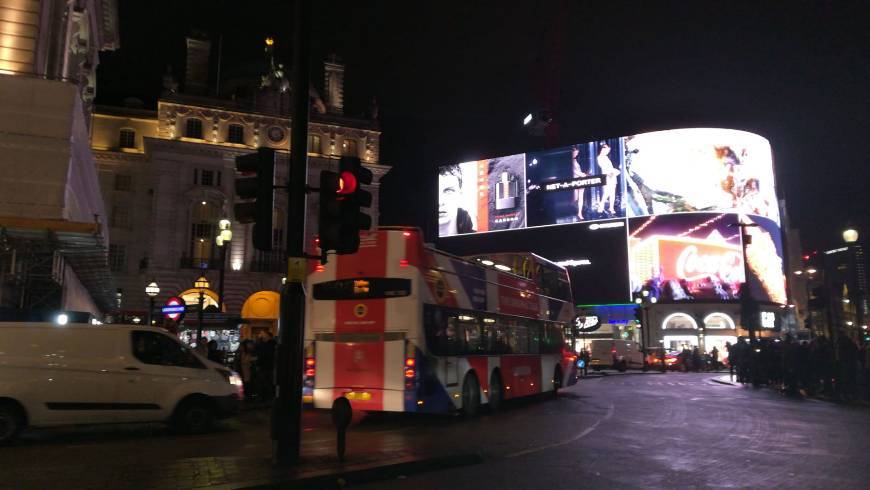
[303,227,578,414]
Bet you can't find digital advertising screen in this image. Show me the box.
[628,213,744,302]
[437,128,786,306]
[437,153,526,237]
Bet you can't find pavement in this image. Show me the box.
[2,372,868,489]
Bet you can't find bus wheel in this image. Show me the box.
[552,366,563,397]
[461,373,481,417]
[488,370,503,412]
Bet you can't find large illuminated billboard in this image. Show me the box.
[437,128,786,306]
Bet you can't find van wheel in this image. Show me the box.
[488,371,504,412]
[617,360,627,372]
[461,373,481,417]
[172,398,214,434]
[0,402,24,444]
[552,366,563,397]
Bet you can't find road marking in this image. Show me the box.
[505,403,615,459]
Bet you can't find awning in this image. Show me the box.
[0,217,117,313]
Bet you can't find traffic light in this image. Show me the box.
[234,148,275,251]
[318,156,373,257]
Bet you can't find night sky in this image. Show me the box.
[96,1,867,251]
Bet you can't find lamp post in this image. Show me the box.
[215,219,232,312]
[634,289,657,371]
[194,275,210,346]
[145,281,160,326]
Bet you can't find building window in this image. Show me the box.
[185,118,203,139]
[307,134,321,154]
[190,202,219,262]
[201,170,214,186]
[109,244,126,272]
[342,138,358,156]
[119,129,136,148]
[227,124,245,144]
[114,174,132,191]
[111,205,131,229]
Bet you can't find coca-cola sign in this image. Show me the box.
[675,245,744,282]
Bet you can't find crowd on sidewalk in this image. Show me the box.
[725,334,870,402]
[195,331,277,403]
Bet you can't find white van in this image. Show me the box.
[0,323,242,443]
[588,339,644,372]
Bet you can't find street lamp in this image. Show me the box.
[842,228,858,243]
[194,275,210,346]
[215,219,232,312]
[145,281,160,326]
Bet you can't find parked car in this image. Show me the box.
[0,322,242,443]
[588,339,644,372]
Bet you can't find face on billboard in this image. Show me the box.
[437,154,526,237]
[629,213,745,302]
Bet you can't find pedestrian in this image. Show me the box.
[711,346,720,371]
[256,330,277,401]
[781,334,799,396]
[725,341,734,380]
[692,346,702,372]
[734,337,750,383]
[836,335,859,402]
[234,340,258,402]
[206,339,223,364]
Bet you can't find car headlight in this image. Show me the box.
[229,372,243,387]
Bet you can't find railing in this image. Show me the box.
[249,249,286,273]
[179,256,223,270]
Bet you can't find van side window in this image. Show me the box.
[131,331,204,369]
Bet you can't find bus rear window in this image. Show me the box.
[312,278,412,300]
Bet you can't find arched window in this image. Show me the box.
[661,313,698,330]
[342,138,357,156]
[190,201,219,264]
[185,118,203,139]
[703,312,736,329]
[119,128,136,148]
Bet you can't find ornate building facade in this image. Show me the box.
[90,37,386,341]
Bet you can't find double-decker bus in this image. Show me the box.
[303,227,577,414]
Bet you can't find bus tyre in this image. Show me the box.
[461,373,481,417]
[488,371,503,412]
[552,367,563,397]
[0,402,24,444]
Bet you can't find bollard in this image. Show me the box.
[331,396,352,462]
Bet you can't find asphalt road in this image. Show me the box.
[359,372,870,489]
[1,372,868,489]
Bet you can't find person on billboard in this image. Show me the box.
[571,145,588,220]
[595,142,620,216]
[438,165,476,236]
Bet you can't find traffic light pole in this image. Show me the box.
[272,0,311,466]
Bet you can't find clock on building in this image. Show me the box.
[267,126,285,143]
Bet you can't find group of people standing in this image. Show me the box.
[726,335,870,401]
[229,331,277,402]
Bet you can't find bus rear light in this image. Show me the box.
[315,264,325,272]
[404,368,416,379]
[305,368,316,377]
[405,358,415,367]
[403,231,411,237]
[399,259,409,267]
[305,357,315,367]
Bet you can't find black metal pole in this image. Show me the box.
[272,0,311,467]
[197,290,204,346]
[640,303,648,371]
[218,244,227,312]
[148,296,154,327]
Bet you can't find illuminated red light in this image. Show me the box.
[403,231,411,237]
[305,368,315,377]
[305,358,315,367]
[338,171,357,195]
[399,259,409,267]
[315,264,325,272]
[404,369,416,379]
[405,358,416,367]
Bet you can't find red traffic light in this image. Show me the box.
[337,171,357,195]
